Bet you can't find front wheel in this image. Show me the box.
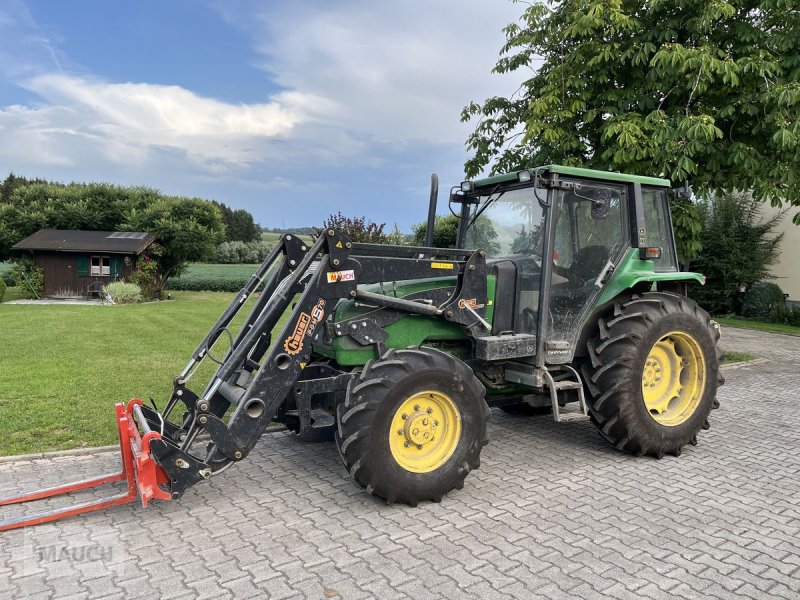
[335,348,490,505]
[583,292,723,458]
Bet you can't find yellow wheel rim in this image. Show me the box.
[389,390,461,473]
[642,331,707,426]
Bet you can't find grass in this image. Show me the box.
[715,317,800,337]
[178,262,262,281]
[721,350,755,364]
[0,291,290,456]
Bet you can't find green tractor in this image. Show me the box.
[1,165,723,529]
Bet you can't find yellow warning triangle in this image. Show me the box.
[335,241,343,248]
[300,362,307,369]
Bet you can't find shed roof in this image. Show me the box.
[11,229,156,254]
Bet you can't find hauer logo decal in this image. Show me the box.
[327,270,355,283]
[284,299,326,355]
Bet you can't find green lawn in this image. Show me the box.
[0,291,289,456]
[721,350,755,363]
[179,262,262,280]
[716,317,800,337]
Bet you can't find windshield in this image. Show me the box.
[462,187,545,259]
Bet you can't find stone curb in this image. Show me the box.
[0,424,288,464]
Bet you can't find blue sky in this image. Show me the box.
[0,0,524,230]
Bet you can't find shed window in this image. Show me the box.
[91,256,111,276]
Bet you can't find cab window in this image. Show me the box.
[642,188,678,271]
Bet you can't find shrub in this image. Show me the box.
[0,278,5,302]
[769,306,800,328]
[741,282,785,318]
[316,213,388,244]
[103,282,144,304]
[129,253,160,299]
[9,258,44,299]
[212,240,269,264]
[689,191,783,315]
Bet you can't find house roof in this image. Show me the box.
[11,229,157,254]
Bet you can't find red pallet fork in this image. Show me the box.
[0,399,171,532]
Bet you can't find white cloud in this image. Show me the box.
[1,74,316,168]
[253,0,524,145]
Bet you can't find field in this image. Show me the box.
[165,263,261,291]
[0,291,290,456]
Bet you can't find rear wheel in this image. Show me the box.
[335,348,490,505]
[583,292,723,458]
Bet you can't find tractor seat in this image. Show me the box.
[566,245,610,285]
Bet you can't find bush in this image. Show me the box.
[212,240,269,264]
[103,282,144,304]
[741,282,785,318]
[769,306,800,328]
[129,253,160,299]
[0,279,5,302]
[10,258,44,299]
[317,213,388,244]
[689,191,783,315]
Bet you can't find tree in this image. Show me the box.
[121,197,225,288]
[463,0,800,261]
[411,215,459,248]
[212,201,260,242]
[688,191,783,314]
[411,214,502,256]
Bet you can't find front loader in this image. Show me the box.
[0,165,723,529]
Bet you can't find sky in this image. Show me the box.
[0,0,527,230]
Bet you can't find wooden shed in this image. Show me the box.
[11,229,156,298]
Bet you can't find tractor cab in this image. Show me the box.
[455,166,679,365]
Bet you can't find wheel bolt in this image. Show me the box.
[417,445,423,450]
[427,408,433,414]
[404,441,410,448]
[414,405,420,412]
[398,429,404,436]
[402,414,407,420]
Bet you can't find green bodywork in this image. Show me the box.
[597,249,704,305]
[473,165,671,189]
[321,252,702,367]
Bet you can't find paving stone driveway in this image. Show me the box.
[1,327,798,599]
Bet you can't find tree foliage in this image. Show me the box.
[688,191,783,314]
[411,214,501,255]
[463,0,800,260]
[411,215,459,248]
[212,201,260,242]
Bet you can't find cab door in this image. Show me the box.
[544,180,629,363]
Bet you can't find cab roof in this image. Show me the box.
[472,165,671,189]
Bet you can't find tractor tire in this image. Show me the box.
[335,348,490,506]
[583,292,723,458]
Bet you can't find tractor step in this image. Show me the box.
[554,412,591,423]
[543,366,590,424]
